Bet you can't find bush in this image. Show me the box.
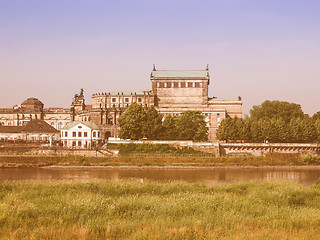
[114,143,206,155]
[304,153,320,165]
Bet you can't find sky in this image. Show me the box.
[0,0,319,115]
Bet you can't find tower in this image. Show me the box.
[72,89,86,114]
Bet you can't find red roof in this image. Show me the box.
[85,105,92,109]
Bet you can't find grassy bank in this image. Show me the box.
[0,152,319,167]
[1,180,320,239]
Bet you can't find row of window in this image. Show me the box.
[61,131,101,138]
[158,82,201,88]
[96,97,143,104]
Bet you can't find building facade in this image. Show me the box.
[0,119,59,143]
[61,121,103,149]
[79,66,242,141]
[0,66,242,142]
[0,98,71,130]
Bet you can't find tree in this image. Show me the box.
[118,103,146,140]
[312,112,320,122]
[176,111,208,141]
[216,117,233,141]
[161,115,179,140]
[300,116,317,143]
[250,100,304,124]
[250,120,263,142]
[142,106,163,139]
[242,118,252,142]
[315,119,320,141]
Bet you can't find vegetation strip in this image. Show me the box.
[1,180,320,239]
[0,152,319,168]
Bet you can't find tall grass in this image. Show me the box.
[1,180,320,239]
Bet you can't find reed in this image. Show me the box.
[1,180,320,239]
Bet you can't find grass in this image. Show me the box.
[0,152,319,167]
[1,180,320,239]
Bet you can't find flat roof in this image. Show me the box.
[151,70,209,79]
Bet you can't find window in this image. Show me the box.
[93,132,96,137]
[78,132,82,137]
[188,82,193,87]
[78,141,81,147]
[72,132,76,137]
[84,132,87,137]
[98,132,101,138]
[64,132,67,137]
[64,141,67,146]
[72,141,76,147]
[195,82,200,87]
[125,98,129,103]
[181,82,185,88]
[138,98,142,102]
[112,98,116,102]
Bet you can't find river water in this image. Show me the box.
[1,167,320,185]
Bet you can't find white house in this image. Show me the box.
[61,121,103,149]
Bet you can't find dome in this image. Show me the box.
[21,98,44,111]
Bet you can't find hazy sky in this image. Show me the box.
[1,0,319,115]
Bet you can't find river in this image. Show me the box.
[1,166,320,185]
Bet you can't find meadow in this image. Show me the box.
[1,179,320,239]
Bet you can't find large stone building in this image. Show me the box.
[82,66,242,141]
[0,66,242,142]
[0,98,71,130]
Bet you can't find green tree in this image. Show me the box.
[250,120,263,142]
[300,116,317,142]
[315,119,320,141]
[242,118,252,142]
[142,106,163,139]
[288,117,316,143]
[176,111,208,141]
[273,117,289,143]
[250,100,304,124]
[312,111,320,122]
[216,117,233,141]
[118,103,146,140]
[162,115,179,140]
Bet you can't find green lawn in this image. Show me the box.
[1,180,320,239]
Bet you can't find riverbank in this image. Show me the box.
[0,152,319,168]
[1,180,320,239]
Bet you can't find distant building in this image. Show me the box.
[0,65,242,142]
[61,121,103,149]
[0,98,71,130]
[85,66,242,141]
[0,119,59,142]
